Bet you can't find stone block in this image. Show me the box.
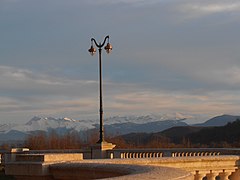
[5,153,83,177]
[5,163,50,176]
[15,153,83,162]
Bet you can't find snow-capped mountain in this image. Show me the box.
[104,113,202,125]
[0,123,16,133]
[1,113,238,143]
[0,113,202,134]
[9,116,95,133]
[0,113,197,142]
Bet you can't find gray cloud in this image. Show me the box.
[0,0,240,123]
[176,0,240,21]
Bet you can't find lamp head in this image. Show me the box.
[88,45,96,56]
[104,43,112,54]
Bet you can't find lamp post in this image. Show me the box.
[88,35,112,144]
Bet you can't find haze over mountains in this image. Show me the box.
[0,114,239,143]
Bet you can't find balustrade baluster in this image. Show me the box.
[219,170,231,180]
[194,171,205,180]
[206,170,218,180]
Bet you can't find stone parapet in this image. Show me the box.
[5,153,83,179]
[4,150,240,179]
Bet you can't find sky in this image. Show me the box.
[0,0,240,124]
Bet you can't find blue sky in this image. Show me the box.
[0,0,240,123]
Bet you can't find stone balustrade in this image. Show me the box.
[5,154,240,179]
[95,155,239,180]
[3,148,240,179]
[107,148,240,159]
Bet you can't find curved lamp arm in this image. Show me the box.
[91,35,109,48]
[89,35,112,55]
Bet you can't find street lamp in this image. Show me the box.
[88,35,112,144]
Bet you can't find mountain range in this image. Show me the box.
[0,114,239,144]
[118,119,240,148]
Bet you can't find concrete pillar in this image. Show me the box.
[194,171,205,180]
[91,142,116,159]
[8,148,30,163]
[219,170,231,180]
[206,171,218,180]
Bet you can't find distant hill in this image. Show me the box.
[115,126,203,146]
[115,120,240,148]
[104,120,188,136]
[187,120,240,145]
[159,126,205,143]
[195,114,240,126]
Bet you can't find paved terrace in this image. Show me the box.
[3,148,240,179]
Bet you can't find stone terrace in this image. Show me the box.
[3,148,240,179]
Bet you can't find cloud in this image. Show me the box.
[0,66,98,94]
[1,0,240,123]
[0,66,98,110]
[201,67,240,86]
[0,65,239,123]
[105,89,240,118]
[178,0,240,20]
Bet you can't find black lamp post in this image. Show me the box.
[88,35,112,144]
